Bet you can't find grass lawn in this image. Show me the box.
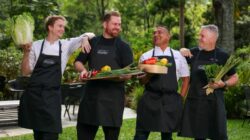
[2,119,250,140]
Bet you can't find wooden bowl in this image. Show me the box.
[138,64,168,74]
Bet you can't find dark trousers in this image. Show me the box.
[33,130,58,140]
[77,123,121,140]
[194,139,205,140]
[134,130,173,140]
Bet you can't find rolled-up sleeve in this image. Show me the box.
[179,54,190,77]
[66,33,94,55]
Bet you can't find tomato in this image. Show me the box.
[91,70,99,77]
[143,57,157,64]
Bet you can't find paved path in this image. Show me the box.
[0,106,136,138]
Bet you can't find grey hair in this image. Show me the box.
[201,24,219,38]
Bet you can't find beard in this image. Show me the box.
[105,28,120,37]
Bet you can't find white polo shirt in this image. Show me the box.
[29,35,86,74]
[139,46,190,80]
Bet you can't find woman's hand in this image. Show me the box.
[81,33,95,53]
[81,37,91,53]
[20,43,32,53]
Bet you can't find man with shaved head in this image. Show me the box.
[134,25,190,140]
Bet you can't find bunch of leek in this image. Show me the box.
[11,13,34,45]
[204,55,241,95]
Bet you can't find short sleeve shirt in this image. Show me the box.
[140,46,190,80]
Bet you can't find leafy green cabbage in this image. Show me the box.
[11,13,34,45]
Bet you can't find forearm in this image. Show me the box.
[224,74,238,87]
[180,76,190,97]
[21,52,32,76]
[74,61,87,72]
[68,36,89,54]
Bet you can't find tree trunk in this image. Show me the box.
[213,0,234,53]
[143,0,150,32]
[179,0,185,48]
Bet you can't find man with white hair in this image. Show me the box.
[178,24,238,140]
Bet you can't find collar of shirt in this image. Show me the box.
[153,46,171,56]
[42,39,60,56]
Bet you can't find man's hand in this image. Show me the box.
[136,73,147,79]
[119,75,132,81]
[207,80,226,89]
[79,69,89,81]
[180,48,193,58]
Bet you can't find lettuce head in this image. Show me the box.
[11,13,34,45]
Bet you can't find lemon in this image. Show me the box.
[101,65,111,72]
[160,58,168,66]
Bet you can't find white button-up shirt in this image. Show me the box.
[139,46,190,80]
[29,35,86,74]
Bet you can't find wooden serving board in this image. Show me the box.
[138,64,168,74]
[85,71,145,80]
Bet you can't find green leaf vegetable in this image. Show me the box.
[95,67,142,78]
[204,64,223,81]
[204,55,241,95]
[11,13,34,45]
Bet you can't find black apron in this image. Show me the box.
[136,48,183,132]
[18,40,62,133]
[77,37,125,127]
[179,50,227,140]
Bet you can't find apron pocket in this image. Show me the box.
[42,89,60,107]
[163,94,182,112]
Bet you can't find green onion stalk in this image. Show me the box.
[204,55,241,95]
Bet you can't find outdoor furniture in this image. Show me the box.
[0,100,19,127]
[241,86,250,127]
[0,76,6,93]
[61,83,85,121]
[7,79,25,100]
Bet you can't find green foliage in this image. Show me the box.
[129,85,144,110]
[0,46,22,80]
[62,49,81,83]
[236,46,250,86]
[225,86,245,118]
[58,0,103,36]
[0,0,60,49]
[127,28,154,62]
[224,46,250,118]
[237,62,250,86]
[234,0,250,48]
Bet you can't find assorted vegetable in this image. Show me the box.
[11,13,34,45]
[204,55,241,95]
[204,64,223,82]
[81,65,143,79]
[142,57,171,66]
